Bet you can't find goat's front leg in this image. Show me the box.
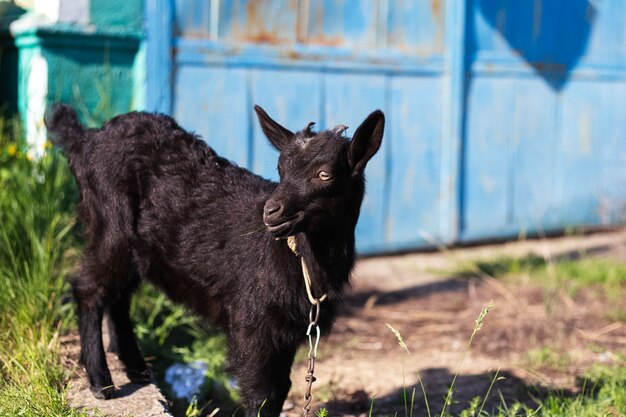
[229,334,296,417]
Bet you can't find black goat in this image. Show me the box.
[46,103,384,417]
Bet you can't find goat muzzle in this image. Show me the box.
[263,201,304,239]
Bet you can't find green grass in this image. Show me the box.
[451,254,626,321]
[0,119,86,416]
[515,364,626,417]
[387,313,626,417]
[523,346,571,373]
[460,254,626,295]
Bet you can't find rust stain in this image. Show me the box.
[314,0,323,37]
[295,0,310,43]
[384,3,442,58]
[280,49,327,61]
[430,0,441,22]
[430,0,445,51]
[301,1,344,47]
[282,49,302,60]
[387,37,436,58]
[227,0,344,47]
[305,34,344,47]
[244,0,280,44]
[229,0,299,45]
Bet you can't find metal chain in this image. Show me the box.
[303,300,321,417]
[287,237,325,417]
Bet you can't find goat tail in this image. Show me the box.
[45,103,86,157]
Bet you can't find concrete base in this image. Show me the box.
[61,327,172,417]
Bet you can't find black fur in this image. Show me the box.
[46,103,384,416]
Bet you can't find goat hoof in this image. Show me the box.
[127,368,152,384]
[91,384,115,400]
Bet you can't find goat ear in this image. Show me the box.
[254,105,294,151]
[348,110,384,174]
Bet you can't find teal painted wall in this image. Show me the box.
[43,35,138,125]
[13,28,140,133]
[90,0,143,34]
[8,0,144,138]
[15,39,37,122]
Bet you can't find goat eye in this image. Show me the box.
[317,170,333,181]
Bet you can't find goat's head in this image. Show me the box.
[254,105,384,239]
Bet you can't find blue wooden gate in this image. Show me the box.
[146,0,626,254]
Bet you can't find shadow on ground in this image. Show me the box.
[346,278,470,310]
[325,368,576,416]
[344,241,615,312]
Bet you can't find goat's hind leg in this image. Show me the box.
[107,283,151,383]
[73,264,114,399]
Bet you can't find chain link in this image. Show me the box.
[287,237,326,417]
[303,300,321,417]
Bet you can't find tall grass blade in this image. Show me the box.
[439,301,493,417]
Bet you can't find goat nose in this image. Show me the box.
[264,200,282,217]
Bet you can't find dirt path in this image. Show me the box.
[286,230,626,416]
[63,229,626,416]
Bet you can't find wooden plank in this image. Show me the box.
[556,80,607,226]
[440,0,466,244]
[509,78,559,231]
[173,0,211,37]
[386,75,443,248]
[304,0,377,50]
[159,0,626,254]
[601,82,626,224]
[145,0,173,113]
[579,0,626,61]
[387,0,445,54]
[461,76,513,240]
[172,66,250,167]
[218,0,298,45]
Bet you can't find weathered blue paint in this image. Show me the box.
[386,75,443,249]
[173,66,250,166]
[458,0,626,243]
[439,0,466,245]
[145,0,173,113]
[148,0,626,253]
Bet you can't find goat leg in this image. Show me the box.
[77,302,115,399]
[229,334,296,417]
[107,293,151,383]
